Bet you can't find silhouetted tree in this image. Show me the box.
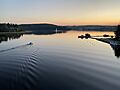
[114,25,120,40]
[85,33,91,38]
[0,23,22,32]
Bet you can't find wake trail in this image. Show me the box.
[0,43,33,53]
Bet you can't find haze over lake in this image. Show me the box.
[0,31,120,90]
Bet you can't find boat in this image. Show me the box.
[27,42,33,45]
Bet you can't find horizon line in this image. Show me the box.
[0,22,119,26]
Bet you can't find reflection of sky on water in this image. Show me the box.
[0,31,120,90]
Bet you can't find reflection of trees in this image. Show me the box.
[112,25,120,58]
[94,25,120,58]
[110,44,120,58]
[32,30,66,35]
[0,34,23,44]
[95,38,120,58]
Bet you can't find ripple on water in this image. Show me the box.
[0,31,120,90]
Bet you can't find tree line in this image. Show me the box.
[0,23,22,32]
[114,25,120,40]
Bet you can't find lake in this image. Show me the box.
[0,31,120,90]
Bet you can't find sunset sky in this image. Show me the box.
[0,0,120,25]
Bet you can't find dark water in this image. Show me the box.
[0,31,120,90]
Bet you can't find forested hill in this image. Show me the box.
[0,23,22,32]
[19,24,68,31]
[66,25,117,31]
[0,23,117,33]
[20,24,116,31]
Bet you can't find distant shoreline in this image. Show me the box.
[0,31,32,35]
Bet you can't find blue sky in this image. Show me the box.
[0,0,120,25]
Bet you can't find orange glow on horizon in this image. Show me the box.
[2,17,120,26]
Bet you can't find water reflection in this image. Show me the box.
[0,30,66,44]
[0,31,120,90]
[77,31,120,58]
[0,34,23,44]
[110,44,120,58]
[31,30,66,35]
[92,38,120,58]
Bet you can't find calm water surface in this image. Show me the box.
[0,31,120,90]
